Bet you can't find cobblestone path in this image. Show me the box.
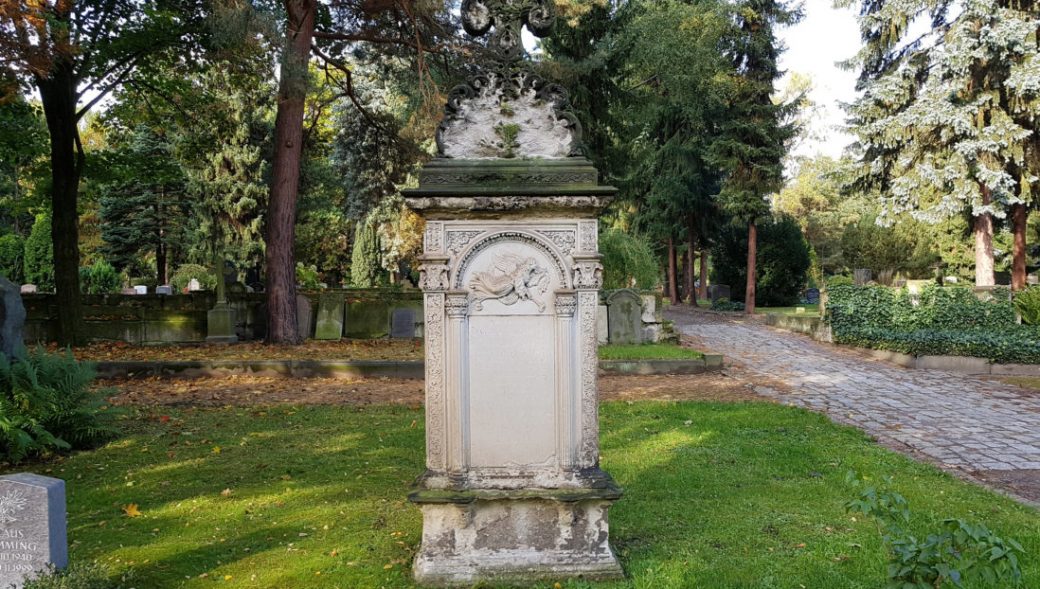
[670,309,1040,502]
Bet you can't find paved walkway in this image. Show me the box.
[669,309,1040,499]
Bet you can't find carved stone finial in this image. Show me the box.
[462,0,556,63]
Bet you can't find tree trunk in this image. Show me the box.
[698,249,708,302]
[265,0,316,344]
[36,59,83,346]
[155,192,167,285]
[667,237,679,305]
[745,221,757,315]
[1012,202,1028,291]
[974,184,996,287]
[684,219,695,305]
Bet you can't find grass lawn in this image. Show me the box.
[9,402,1038,588]
[756,304,820,316]
[598,344,704,361]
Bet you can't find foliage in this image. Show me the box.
[597,343,703,361]
[1014,288,1040,326]
[840,215,939,279]
[295,263,322,290]
[711,297,745,312]
[826,285,1040,363]
[23,213,53,290]
[22,562,132,589]
[170,264,217,293]
[599,228,659,290]
[0,98,48,233]
[79,260,121,295]
[846,473,1024,588]
[350,218,383,288]
[0,233,24,283]
[711,216,811,306]
[826,275,855,287]
[26,402,1040,587]
[0,348,117,463]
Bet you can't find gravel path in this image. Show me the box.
[670,308,1040,502]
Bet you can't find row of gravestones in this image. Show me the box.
[19,281,206,296]
[298,295,419,341]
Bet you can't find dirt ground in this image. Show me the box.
[64,338,425,363]
[103,371,772,407]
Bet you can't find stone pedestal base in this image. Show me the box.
[206,303,238,344]
[409,483,623,587]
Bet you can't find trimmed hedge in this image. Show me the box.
[827,284,1040,364]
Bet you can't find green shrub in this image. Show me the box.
[351,219,383,288]
[711,297,745,312]
[825,274,854,287]
[846,472,1024,588]
[599,228,659,290]
[170,263,217,292]
[711,216,811,307]
[79,260,121,294]
[0,233,25,283]
[24,213,54,290]
[0,348,118,463]
[22,562,133,589]
[296,262,322,290]
[1014,287,1040,326]
[826,285,1037,363]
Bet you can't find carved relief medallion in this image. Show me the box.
[469,253,551,312]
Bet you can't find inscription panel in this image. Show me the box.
[0,474,66,588]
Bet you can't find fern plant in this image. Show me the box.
[1013,287,1040,326]
[0,348,118,463]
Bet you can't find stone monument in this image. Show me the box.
[606,289,643,345]
[403,1,623,585]
[315,293,345,340]
[206,256,237,344]
[0,474,67,588]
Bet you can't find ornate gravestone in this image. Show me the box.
[402,1,623,585]
[0,474,67,588]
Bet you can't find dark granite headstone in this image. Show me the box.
[297,294,314,340]
[390,308,416,338]
[805,288,820,304]
[0,474,67,588]
[0,277,26,360]
[606,289,643,345]
[707,284,730,302]
[155,285,173,296]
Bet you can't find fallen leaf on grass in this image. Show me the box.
[122,504,142,518]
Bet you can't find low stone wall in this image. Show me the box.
[23,289,423,345]
[763,313,832,343]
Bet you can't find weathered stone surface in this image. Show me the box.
[345,300,389,339]
[0,277,26,359]
[206,303,237,344]
[187,278,202,292]
[606,289,642,345]
[596,305,608,345]
[640,294,659,323]
[853,268,872,285]
[314,293,345,340]
[296,295,313,340]
[0,473,67,588]
[642,323,662,343]
[412,494,623,587]
[390,308,417,338]
[155,285,173,296]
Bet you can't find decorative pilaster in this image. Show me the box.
[555,290,577,471]
[445,291,471,475]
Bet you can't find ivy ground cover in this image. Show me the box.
[6,401,1038,588]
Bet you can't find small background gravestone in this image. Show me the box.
[707,284,730,302]
[315,293,345,340]
[0,277,26,359]
[296,294,313,340]
[0,473,67,588]
[133,285,147,295]
[155,285,173,296]
[390,308,416,338]
[187,278,202,292]
[18,285,35,295]
[853,268,872,285]
[805,288,820,305]
[606,289,643,344]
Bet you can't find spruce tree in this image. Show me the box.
[712,0,801,313]
[841,0,1040,288]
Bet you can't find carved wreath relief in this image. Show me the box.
[469,253,550,312]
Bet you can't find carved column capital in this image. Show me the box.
[571,255,603,290]
[445,291,471,318]
[554,290,577,317]
[419,255,451,292]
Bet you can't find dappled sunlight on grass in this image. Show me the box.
[7,401,1038,588]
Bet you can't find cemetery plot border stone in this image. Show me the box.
[0,473,67,589]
